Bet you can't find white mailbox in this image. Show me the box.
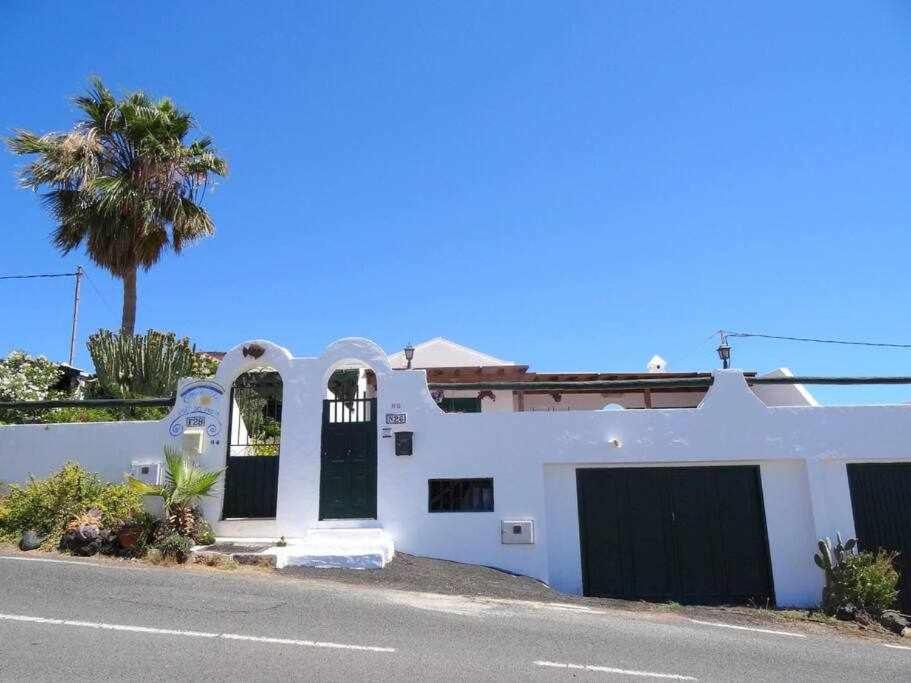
[501,520,534,544]
[130,462,161,486]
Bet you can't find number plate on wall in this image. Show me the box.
[385,413,407,425]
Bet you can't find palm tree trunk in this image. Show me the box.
[121,266,137,335]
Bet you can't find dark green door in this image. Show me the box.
[577,466,774,605]
[847,463,911,613]
[319,398,377,519]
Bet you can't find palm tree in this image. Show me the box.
[7,78,227,334]
[128,447,223,536]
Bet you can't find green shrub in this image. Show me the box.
[829,550,899,615]
[156,533,193,563]
[39,406,169,424]
[193,519,216,545]
[191,353,219,378]
[43,407,121,424]
[0,462,143,549]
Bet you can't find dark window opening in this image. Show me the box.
[439,397,482,413]
[429,478,494,512]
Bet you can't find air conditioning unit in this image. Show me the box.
[130,462,161,486]
[501,520,534,544]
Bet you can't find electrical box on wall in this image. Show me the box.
[501,520,534,544]
[130,462,161,486]
[394,431,413,456]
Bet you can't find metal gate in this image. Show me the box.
[577,466,775,605]
[221,379,281,519]
[847,463,911,613]
[319,397,377,520]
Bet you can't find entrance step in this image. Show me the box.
[273,528,394,570]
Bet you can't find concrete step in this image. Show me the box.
[272,529,395,570]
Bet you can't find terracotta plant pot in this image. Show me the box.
[117,527,140,549]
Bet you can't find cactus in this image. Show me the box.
[87,329,197,398]
[814,533,858,611]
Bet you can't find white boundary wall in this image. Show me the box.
[2,337,910,607]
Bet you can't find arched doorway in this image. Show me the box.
[319,363,378,520]
[222,367,283,519]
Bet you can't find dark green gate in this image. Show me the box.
[319,398,378,520]
[847,463,911,614]
[221,380,282,520]
[577,465,774,605]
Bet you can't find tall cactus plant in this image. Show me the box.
[87,329,197,398]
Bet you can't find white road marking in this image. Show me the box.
[221,633,395,652]
[0,613,394,653]
[883,643,911,651]
[0,555,101,567]
[534,660,697,680]
[689,619,806,638]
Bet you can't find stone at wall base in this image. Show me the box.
[880,610,910,636]
[19,530,44,551]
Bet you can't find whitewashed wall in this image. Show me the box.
[1,337,909,608]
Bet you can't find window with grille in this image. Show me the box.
[438,397,482,413]
[428,478,494,512]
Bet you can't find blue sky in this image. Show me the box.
[1,2,909,404]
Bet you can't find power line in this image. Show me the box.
[81,270,117,317]
[717,330,911,350]
[0,272,78,280]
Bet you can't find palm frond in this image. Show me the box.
[8,77,227,331]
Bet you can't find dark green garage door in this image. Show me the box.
[577,466,775,605]
[847,463,911,614]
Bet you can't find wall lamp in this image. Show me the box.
[404,343,415,369]
[716,334,732,369]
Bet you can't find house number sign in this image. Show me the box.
[385,413,407,425]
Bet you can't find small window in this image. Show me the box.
[439,397,482,413]
[429,478,494,512]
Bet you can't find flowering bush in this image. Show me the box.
[0,351,64,424]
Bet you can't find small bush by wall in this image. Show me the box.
[815,535,899,616]
[828,550,899,615]
[0,462,142,549]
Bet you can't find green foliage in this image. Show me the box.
[814,533,899,615]
[42,405,169,423]
[155,532,193,563]
[128,447,223,536]
[328,369,360,401]
[88,329,197,399]
[0,351,65,424]
[7,77,227,334]
[828,550,899,615]
[232,370,282,455]
[194,519,215,545]
[0,462,142,549]
[191,353,219,378]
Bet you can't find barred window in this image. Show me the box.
[428,478,494,512]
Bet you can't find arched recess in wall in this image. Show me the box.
[325,361,377,422]
[222,366,284,520]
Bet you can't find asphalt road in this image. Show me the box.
[0,554,907,681]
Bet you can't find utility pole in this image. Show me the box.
[68,266,83,366]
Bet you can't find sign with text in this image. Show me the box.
[385,413,407,425]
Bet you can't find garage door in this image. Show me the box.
[847,463,911,614]
[577,466,774,605]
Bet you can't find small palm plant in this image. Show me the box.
[128,447,223,537]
